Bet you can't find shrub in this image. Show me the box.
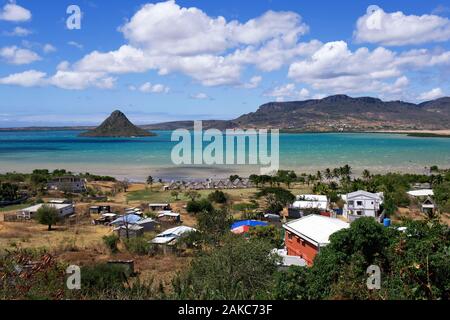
[80,263,127,292]
[103,234,119,253]
[186,199,213,214]
[207,190,228,204]
[123,237,150,255]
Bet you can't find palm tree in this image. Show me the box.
[147,176,154,188]
[362,169,371,181]
[324,168,332,181]
[316,171,323,182]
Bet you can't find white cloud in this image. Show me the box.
[190,92,210,100]
[0,46,41,65]
[355,5,450,46]
[43,44,56,54]
[119,1,308,56]
[138,82,170,93]
[49,71,116,90]
[0,70,46,87]
[241,76,262,89]
[264,83,310,101]
[4,26,32,36]
[418,88,445,101]
[65,1,310,87]
[68,41,83,49]
[0,2,31,22]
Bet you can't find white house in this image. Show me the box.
[288,194,329,218]
[341,190,383,222]
[18,203,74,219]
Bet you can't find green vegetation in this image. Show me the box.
[102,234,120,253]
[186,199,214,214]
[123,237,150,255]
[172,235,280,300]
[275,218,450,300]
[207,190,228,204]
[36,205,60,231]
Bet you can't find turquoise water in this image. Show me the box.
[1,130,450,180]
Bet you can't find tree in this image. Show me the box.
[229,175,240,182]
[184,190,200,202]
[256,187,295,214]
[186,199,213,214]
[197,208,233,243]
[36,205,60,231]
[207,190,228,204]
[0,182,19,201]
[172,235,280,299]
[171,190,180,200]
[248,225,284,247]
[362,169,371,181]
[146,176,154,188]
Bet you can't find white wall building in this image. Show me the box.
[341,190,383,221]
[18,203,74,219]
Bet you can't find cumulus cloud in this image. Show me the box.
[0,46,41,65]
[0,2,31,22]
[119,1,308,56]
[55,1,310,88]
[43,44,56,54]
[241,76,262,89]
[68,41,83,49]
[418,88,445,101]
[4,26,32,36]
[190,92,210,100]
[137,82,170,93]
[354,5,450,46]
[264,83,310,101]
[0,70,47,87]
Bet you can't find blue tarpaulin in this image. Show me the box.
[111,214,141,225]
[231,220,268,230]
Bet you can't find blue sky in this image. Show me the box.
[1,0,450,127]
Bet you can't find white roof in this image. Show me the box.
[21,203,72,212]
[407,189,434,197]
[158,211,180,217]
[149,203,170,207]
[136,218,156,225]
[296,194,328,202]
[344,190,383,201]
[151,226,197,244]
[292,200,327,210]
[283,215,349,247]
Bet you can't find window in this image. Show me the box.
[348,201,354,206]
[357,201,363,206]
[288,233,293,240]
[357,211,363,216]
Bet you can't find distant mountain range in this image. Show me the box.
[143,95,450,132]
[2,95,450,132]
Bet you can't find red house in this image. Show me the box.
[283,215,349,266]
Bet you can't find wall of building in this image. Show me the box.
[285,231,319,266]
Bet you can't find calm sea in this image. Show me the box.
[1,130,449,180]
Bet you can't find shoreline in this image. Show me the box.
[0,163,437,182]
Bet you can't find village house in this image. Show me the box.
[47,176,86,193]
[18,203,74,219]
[341,190,384,222]
[149,203,171,211]
[283,215,349,266]
[114,224,144,238]
[288,194,329,218]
